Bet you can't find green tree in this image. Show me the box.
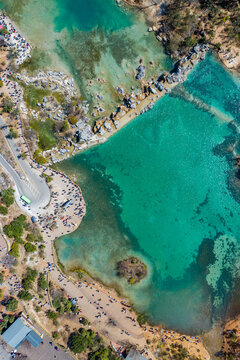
[9,242,19,258]
[9,128,18,138]
[137,314,146,326]
[24,242,37,253]
[89,347,119,360]
[5,297,18,312]
[35,155,47,164]
[18,291,33,301]
[4,214,26,241]
[1,188,14,207]
[46,310,58,325]
[68,329,96,354]
[38,273,48,290]
[0,204,8,215]
[22,267,38,290]
[2,97,14,113]
[61,120,69,132]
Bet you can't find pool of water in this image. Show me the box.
[56,54,240,334]
[0,0,171,113]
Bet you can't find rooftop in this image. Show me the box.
[2,316,42,349]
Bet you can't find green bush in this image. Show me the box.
[38,273,48,290]
[9,242,19,258]
[68,329,96,354]
[22,267,38,290]
[61,120,69,132]
[137,314,146,326]
[24,242,37,253]
[2,97,14,113]
[4,214,26,241]
[0,204,8,215]
[46,310,58,324]
[5,297,18,312]
[35,155,47,164]
[46,176,53,183]
[26,230,43,243]
[1,188,14,207]
[18,290,33,301]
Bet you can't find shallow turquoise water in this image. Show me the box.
[57,54,240,333]
[0,0,170,112]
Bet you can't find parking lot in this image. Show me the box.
[18,338,73,360]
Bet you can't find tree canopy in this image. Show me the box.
[18,291,33,301]
[0,188,14,207]
[24,242,37,253]
[5,297,18,312]
[38,273,48,290]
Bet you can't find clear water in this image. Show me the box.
[0,0,171,113]
[2,0,240,334]
[56,54,240,334]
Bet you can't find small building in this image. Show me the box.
[31,216,38,223]
[2,316,42,349]
[126,349,147,360]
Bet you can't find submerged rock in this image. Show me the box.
[117,256,147,284]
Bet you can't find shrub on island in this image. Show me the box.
[117,256,147,284]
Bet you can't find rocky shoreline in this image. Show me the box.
[120,0,240,72]
[93,43,209,137]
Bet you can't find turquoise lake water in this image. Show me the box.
[0,0,170,113]
[1,0,240,334]
[57,54,240,333]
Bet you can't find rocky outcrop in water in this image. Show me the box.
[117,257,147,284]
[136,65,146,80]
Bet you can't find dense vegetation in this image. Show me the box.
[22,267,38,290]
[38,273,48,290]
[0,314,16,334]
[52,295,78,315]
[0,188,14,207]
[18,290,33,301]
[161,0,240,56]
[4,214,26,242]
[68,328,120,359]
[5,297,18,312]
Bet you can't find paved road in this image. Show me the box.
[0,118,50,215]
[0,341,11,360]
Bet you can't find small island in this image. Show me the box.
[117,256,147,284]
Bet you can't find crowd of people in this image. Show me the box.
[0,11,31,65]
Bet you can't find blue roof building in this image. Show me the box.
[2,317,42,349]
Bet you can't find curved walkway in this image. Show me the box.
[0,117,50,215]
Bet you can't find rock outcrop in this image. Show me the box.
[117,257,147,284]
